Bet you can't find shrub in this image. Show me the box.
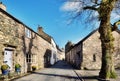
[1,64,9,70]
[15,64,21,69]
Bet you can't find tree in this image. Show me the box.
[61,0,120,80]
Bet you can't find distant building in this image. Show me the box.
[57,46,65,61]
[65,29,120,69]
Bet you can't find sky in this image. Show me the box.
[1,0,120,48]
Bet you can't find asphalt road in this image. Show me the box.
[14,61,81,81]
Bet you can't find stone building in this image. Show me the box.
[0,3,59,74]
[65,29,120,70]
[37,27,58,66]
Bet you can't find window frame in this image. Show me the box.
[25,28,31,38]
[26,54,36,63]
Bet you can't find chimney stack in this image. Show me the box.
[0,2,6,11]
[37,26,43,34]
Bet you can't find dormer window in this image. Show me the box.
[25,28,31,38]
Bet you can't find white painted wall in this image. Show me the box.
[50,39,57,65]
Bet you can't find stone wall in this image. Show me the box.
[65,30,120,70]
[37,27,59,66]
[0,10,23,69]
[82,31,101,69]
[82,30,120,69]
[0,8,52,74]
[112,31,120,68]
[65,42,82,69]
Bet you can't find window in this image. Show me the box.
[25,28,31,38]
[93,54,96,62]
[32,54,36,63]
[48,56,50,62]
[77,51,80,58]
[26,54,36,63]
[53,54,56,59]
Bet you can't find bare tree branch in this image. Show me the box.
[112,20,120,31]
[91,0,100,4]
[83,6,98,11]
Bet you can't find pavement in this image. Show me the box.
[75,69,120,81]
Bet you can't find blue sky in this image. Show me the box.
[1,0,100,48]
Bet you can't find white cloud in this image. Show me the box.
[60,1,82,12]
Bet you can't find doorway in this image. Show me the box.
[4,49,13,70]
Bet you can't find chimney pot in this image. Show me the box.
[0,2,6,11]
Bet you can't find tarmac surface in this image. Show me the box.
[75,68,120,81]
[13,61,81,81]
[13,61,120,81]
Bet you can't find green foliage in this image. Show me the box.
[15,64,21,68]
[106,71,117,79]
[110,71,117,78]
[1,64,9,70]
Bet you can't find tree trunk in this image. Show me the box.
[98,1,117,80]
[99,19,116,80]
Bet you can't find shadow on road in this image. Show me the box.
[49,61,100,81]
[81,76,98,80]
[49,60,73,70]
[32,72,80,80]
[31,61,80,80]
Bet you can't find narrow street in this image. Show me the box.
[14,61,81,81]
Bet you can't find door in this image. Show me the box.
[4,50,13,70]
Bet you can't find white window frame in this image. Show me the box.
[32,54,36,63]
[25,28,31,38]
[26,54,36,63]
